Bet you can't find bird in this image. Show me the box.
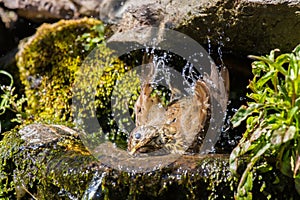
[127,55,211,155]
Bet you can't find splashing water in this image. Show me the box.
[82,172,106,200]
[73,26,228,173]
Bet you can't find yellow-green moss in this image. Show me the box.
[16,18,103,123]
[0,130,23,198]
[0,127,97,199]
[16,18,140,136]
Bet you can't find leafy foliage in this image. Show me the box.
[230,44,300,199]
[0,70,27,127]
[76,23,106,51]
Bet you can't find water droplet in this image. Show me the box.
[228,140,236,145]
[231,108,238,112]
[239,96,246,101]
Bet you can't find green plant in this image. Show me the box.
[76,23,106,51]
[0,70,27,126]
[230,44,300,199]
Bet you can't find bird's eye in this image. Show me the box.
[134,132,141,140]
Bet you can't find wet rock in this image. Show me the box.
[0,123,299,199]
[1,0,299,54]
[116,0,300,55]
[0,124,94,199]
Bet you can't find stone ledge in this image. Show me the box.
[1,0,299,54]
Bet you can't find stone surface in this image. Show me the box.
[1,123,299,199]
[0,7,17,56]
[0,0,78,21]
[0,0,299,198]
[1,0,299,54]
[115,0,300,55]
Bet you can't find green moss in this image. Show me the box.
[0,126,233,199]
[0,130,23,198]
[16,18,103,123]
[16,18,140,146]
[0,125,98,199]
[1,126,298,199]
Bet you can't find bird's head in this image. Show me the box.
[127,125,184,155]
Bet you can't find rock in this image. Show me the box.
[1,0,299,54]
[0,7,17,56]
[0,0,115,22]
[0,6,18,29]
[15,18,103,122]
[15,17,140,132]
[115,0,300,55]
[0,0,126,22]
[0,0,77,21]
[19,123,78,146]
[0,123,299,199]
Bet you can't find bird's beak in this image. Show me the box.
[128,142,145,155]
[128,147,137,155]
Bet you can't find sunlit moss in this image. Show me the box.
[16,18,104,123]
[16,17,140,142]
[5,17,141,198]
[0,128,97,199]
[0,130,23,198]
[0,126,297,199]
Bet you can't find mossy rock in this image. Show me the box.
[5,11,300,200]
[16,18,132,125]
[0,124,96,199]
[0,123,299,199]
[16,18,101,123]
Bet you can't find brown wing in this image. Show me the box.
[164,80,210,150]
[134,54,165,126]
[204,63,229,112]
[135,83,164,126]
[193,80,210,130]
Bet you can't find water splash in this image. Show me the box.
[207,28,212,55]
[82,172,106,200]
[74,26,228,172]
[58,189,77,200]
